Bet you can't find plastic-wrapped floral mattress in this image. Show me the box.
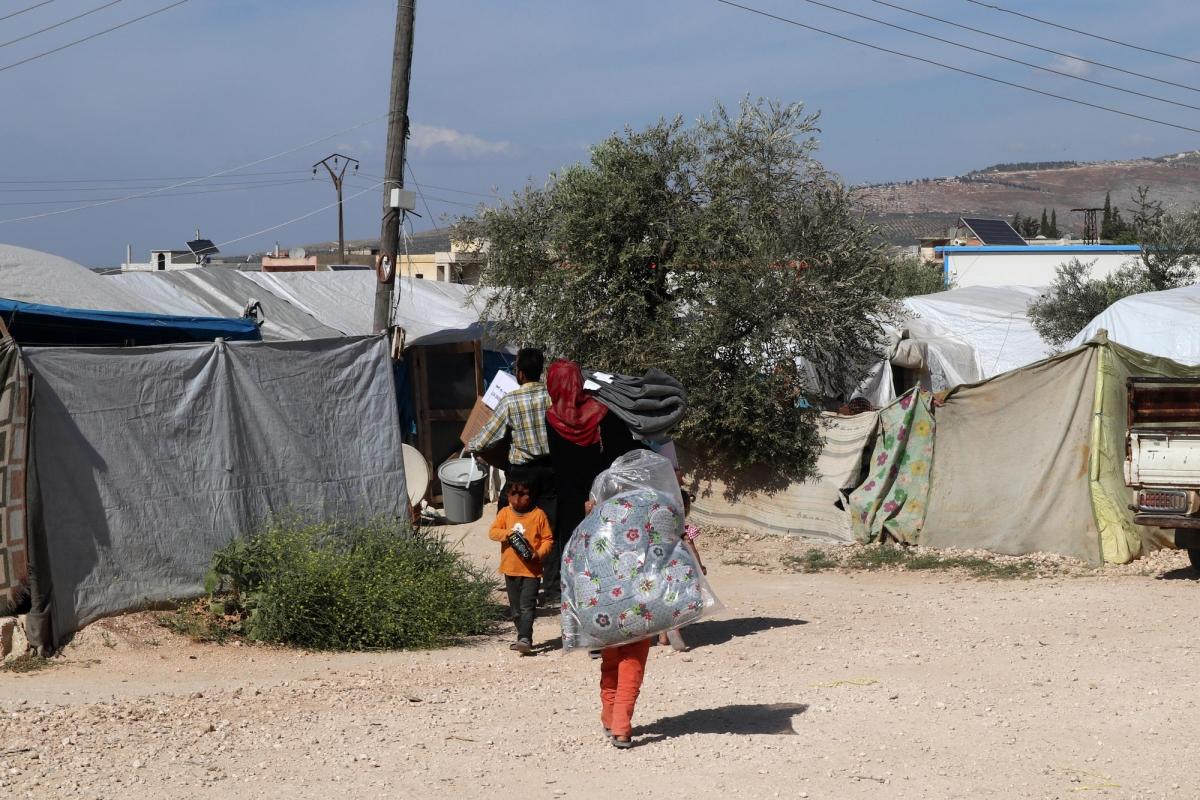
[561,451,720,651]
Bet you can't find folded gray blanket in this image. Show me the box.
[587,368,687,437]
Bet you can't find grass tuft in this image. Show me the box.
[0,653,52,673]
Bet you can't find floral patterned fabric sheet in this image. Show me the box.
[848,389,935,544]
[561,488,718,652]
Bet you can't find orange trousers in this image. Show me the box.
[599,638,652,738]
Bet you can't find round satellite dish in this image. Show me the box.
[288,247,306,260]
[401,444,431,507]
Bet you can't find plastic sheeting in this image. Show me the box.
[0,298,261,346]
[0,243,145,312]
[24,336,407,646]
[685,411,877,542]
[902,286,1050,382]
[562,451,719,652]
[1068,284,1200,365]
[109,271,340,341]
[921,346,1103,563]
[243,272,495,346]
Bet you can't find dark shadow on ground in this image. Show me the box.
[1157,567,1200,581]
[532,636,562,655]
[680,616,807,650]
[634,703,808,742]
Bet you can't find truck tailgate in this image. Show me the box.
[1126,431,1200,486]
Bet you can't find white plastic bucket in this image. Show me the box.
[437,456,486,524]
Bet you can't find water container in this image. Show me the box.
[437,456,486,524]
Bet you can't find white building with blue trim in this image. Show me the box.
[935,244,1141,288]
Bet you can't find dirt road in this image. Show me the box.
[1,525,1197,799]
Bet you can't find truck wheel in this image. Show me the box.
[1190,549,1200,572]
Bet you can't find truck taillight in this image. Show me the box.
[1136,489,1189,513]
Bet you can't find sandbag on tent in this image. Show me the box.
[848,389,935,545]
[921,346,1102,563]
[23,335,407,647]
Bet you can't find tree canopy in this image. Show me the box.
[455,99,898,485]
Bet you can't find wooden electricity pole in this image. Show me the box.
[313,153,359,266]
[372,0,417,332]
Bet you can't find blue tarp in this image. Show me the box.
[0,297,261,346]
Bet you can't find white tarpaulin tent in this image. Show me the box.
[107,270,493,346]
[0,243,144,311]
[109,270,342,341]
[902,285,1050,381]
[1068,283,1200,365]
[850,286,1052,408]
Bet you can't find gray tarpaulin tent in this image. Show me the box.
[19,335,407,649]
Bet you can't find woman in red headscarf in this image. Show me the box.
[541,359,641,606]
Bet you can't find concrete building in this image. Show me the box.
[122,249,198,272]
[936,244,1141,288]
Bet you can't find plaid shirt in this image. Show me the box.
[469,380,550,465]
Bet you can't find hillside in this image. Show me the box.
[858,151,1200,245]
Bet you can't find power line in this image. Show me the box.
[0,176,314,192]
[866,0,1200,95]
[0,179,313,206]
[212,181,384,251]
[0,0,57,24]
[713,0,1200,136]
[0,0,188,74]
[0,169,306,184]
[0,0,122,50]
[964,0,1200,68]
[789,0,1200,113]
[360,171,499,199]
[0,111,391,224]
[405,163,442,235]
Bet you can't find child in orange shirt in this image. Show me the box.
[488,474,553,655]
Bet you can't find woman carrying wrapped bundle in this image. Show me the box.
[563,450,722,748]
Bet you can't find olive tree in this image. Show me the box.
[454,99,897,484]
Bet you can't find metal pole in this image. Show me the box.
[314,154,358,269]
[336,180,345,265]
[373,0,416,332]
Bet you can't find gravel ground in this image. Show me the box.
[1,521,1198,800]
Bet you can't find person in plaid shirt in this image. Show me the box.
[470,348,551,467]
[470,348,559,601]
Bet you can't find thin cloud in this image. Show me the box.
[410,124,510,158]
[1049,54,1091,78]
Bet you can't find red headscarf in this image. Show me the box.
[546,359,608,447]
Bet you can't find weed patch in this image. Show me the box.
[158,599,233,644]
[783,549,839,573]
[0,653,52,673]
[209,516,504,651]
[848,545,911,570]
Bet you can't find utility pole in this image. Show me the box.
[1071,207,1104,244]
[372,0,417,332]
[312,153,359,265]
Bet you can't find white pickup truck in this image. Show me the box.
[1125,377,1200,568]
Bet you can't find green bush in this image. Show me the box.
[210,517,502,651]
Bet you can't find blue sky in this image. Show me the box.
[2,0,1199,265]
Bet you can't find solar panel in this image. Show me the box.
[960,217,1027,246]
[186,238,219,257]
